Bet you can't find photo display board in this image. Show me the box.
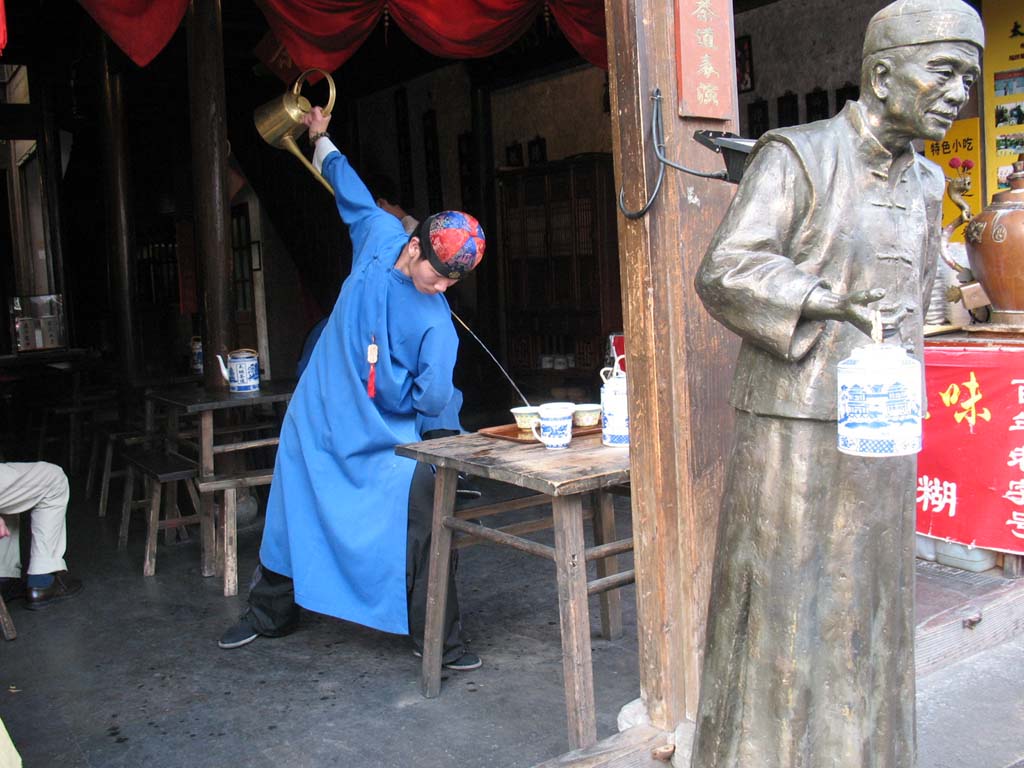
[982,0,1024,198]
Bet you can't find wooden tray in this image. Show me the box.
[478,423,602,443]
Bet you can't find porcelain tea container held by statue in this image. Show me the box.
[837,343,922,457]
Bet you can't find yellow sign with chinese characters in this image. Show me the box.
[982,0,1024,199]
[923,117,981,244]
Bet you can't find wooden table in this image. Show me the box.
[145,379,296,577]
[395,431,632,749]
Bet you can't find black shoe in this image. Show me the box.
[218,612,260,649]
[412,648,483,671]
[444,651,482,671]
[0,577,25,602]
[25,572,83,610]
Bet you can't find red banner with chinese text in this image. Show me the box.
[674,0,736,121]
[917,345,1024,554]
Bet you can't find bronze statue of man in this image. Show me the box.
[691,1,983,765]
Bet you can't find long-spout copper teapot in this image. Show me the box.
[253,68,336,195]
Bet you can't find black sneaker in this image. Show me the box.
[412,648,483,671]
[218,613,260,649]
[444,651,482,671]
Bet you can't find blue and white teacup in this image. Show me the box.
[531,402,575,449]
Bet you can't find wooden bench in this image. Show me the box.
[93,420,277,517]
[118,447,201,578]
[197,469,274,597]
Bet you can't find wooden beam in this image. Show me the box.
[604,0,739,726]
[445,516,556,560]
[187,0,236,390]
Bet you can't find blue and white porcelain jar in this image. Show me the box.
[837,343,922,457]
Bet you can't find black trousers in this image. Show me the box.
[246,443,465,662]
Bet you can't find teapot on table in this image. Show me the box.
[599,354,629,447]
[216,349,261,393]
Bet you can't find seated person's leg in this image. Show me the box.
[0,462,82,608]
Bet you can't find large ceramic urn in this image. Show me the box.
[965,154,1024,324]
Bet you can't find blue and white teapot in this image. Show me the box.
[600,354,629,447]
[216,348,261,393]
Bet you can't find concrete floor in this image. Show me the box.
[2,480,1023,767]
[1,484,641,767]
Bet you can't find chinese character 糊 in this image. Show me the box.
[692,0,717,22]
[938,371,992,430]
[695,27,715,48]
[917,475,958,517]
[1006,510,1024,540]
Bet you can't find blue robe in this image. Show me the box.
[259,147,459,635]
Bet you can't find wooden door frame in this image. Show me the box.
[606,0,740,729]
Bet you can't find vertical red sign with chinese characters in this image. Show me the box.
[675,0,736,121]
[917,346,1024,554]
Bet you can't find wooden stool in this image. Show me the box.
[118,448,201,577]
[197,469,274,596]
[93,430,152,517]
[0,593,15,641]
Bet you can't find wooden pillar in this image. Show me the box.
[187,0,235,390]
[98,36,139,386]
[605,0,739,726]
[470,84,500,344]
[36,75,71,342]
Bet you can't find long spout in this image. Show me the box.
[216,354,229,382]
[279,134,335,196]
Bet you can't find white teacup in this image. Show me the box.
[531,402,575,449]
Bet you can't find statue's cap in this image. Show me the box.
[863,0,983,56]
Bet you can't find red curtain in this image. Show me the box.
[78,0,190,67]
[256,0,608,73]
[75,0,607,71]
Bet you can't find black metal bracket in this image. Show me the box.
[617,88,729,220]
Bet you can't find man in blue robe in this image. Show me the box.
[220,107,484,672]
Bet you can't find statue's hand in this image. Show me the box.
[803,286,886,337]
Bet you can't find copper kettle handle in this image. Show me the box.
[292,68,336,117]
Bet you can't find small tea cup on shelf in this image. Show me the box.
[573,404,602,427]
[511,406,540,430]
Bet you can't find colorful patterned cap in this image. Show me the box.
[418,211,486,280]
[863,0,983,56]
